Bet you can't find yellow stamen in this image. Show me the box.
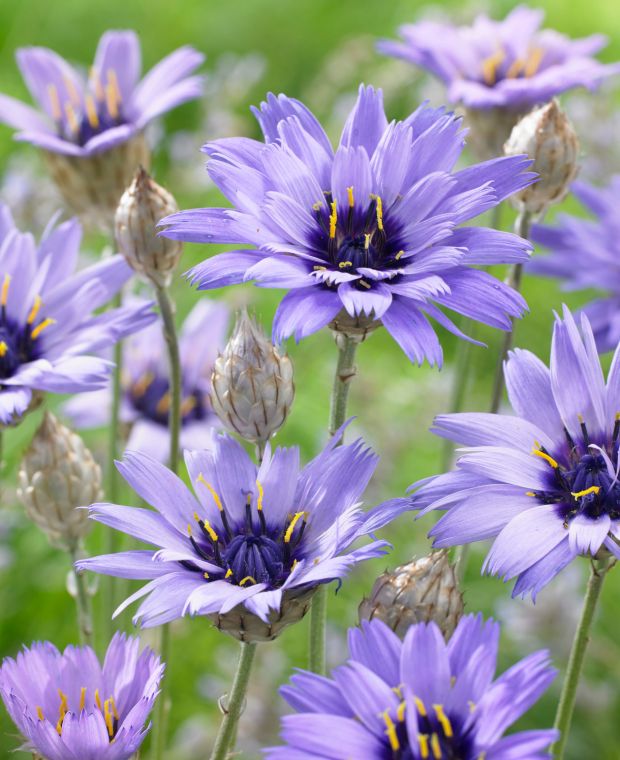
[104,699,114,738]
[109,695,119,721]
[430,733,442,759]
[532,448,559,469]
[47,85,62,121]
[256,480,264,511]
[239,576,257,586]
[571,486,600,499]
[95,689,102,711]
[375,195,384,231]
[395,250,404,260]
[31,318,56,340]
[481,49,506,85]
[27,295,42,325]
[196,473,224,512]
[382,712,400,752]
[64,102,79,134]
[414,696,427,717]
[187,523,193,536]
[291,558,298,571]
[1,274,11,307]
[359,280,371,289]
[433,704,453,738]
[105,72,120,120]
[193,512,219,543]
[85,94,100,129]
[0,342,7,358]
[63,75,80,106]
[313,265,327,271]
[79,686,86,711]
[284,511,306,543]
[505,58,525,78]
[338,261,352,269]
[36,706,44,721]
[396,701,406,722]
[156,392,171,415]
[347,186,354,208]
[203,571,210,579]
[364,233,371,250]
[468,700,476,713]
[418,734,430,759]
[329,201,337,239]
[225,568,233,578]
[132,372,154,397]
[525,491,536,497]
[56,689,68,734]
[524,47,544,77]
[90,66,104,101]
[180,395,197,415]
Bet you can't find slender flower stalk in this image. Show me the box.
[552,557,612,758]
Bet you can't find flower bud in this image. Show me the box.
[504,99,579,215]
[17,412,102,550]
[358,550,464,639]
[211,311,294,444]
[43,133,150,232]
[115,166,183,287]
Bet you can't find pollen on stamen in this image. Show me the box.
[382,711,400,751]
[0,341,7,358]
[27,295,42,325]
[256,480,265,511]
[532,448,559,469]
[89,67,104,101]
[571,485,601,499]
[329,201,337,239]
[433,704,453,738]
[338,261,353,269]
[36,706,44,721]
[375,195,384,231]
[85,95,100,129]
[239,575,257,586]
[196,473,224,512]
[79,686,87,711]
[347,186,354,207]
[430,732,442,759]
[64,102,79,134]
[47,84,62,121]
[481,48,505,85]
[31,316,56,340]
[284,511,306,543]
[524,47,544,77]
[418,734,430,760]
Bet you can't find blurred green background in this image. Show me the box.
[1,0,619,757]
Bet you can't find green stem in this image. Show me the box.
[552,558,611,758]
[151,285,182,760]
[70,544,94,647]
[308,334,359,676]
[210,642,257,760]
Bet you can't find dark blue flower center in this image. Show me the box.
[335,235,379,270]
[128,373,208,427]
[0,282,53,382]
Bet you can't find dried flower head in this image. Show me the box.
[211,311,294,445]
[115,166,183,287]
[17,412,102,549]
[504,100,579,215]
[358,549,464,639]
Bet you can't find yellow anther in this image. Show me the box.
[430,733,442,759]
[203,571,210,579]
[418,734,430,759]
[132,371,154,397]
[532,448,559,469]
[312,201,323,211]
[47,84,62,121]
[180,395,197,415]
[395,250,404,260]
[524,47,544,77]
[79,686,87,711]
[433,704,453,738]
[196,473,224,512]
[347,186,354,208]
[256,480,265,511]
[64,102,79,134]
[239,575,257,586]
[202,519,219,543]
[109,695,119,720]
[225,568,233,578]
[505,58,525,78]
[375,195,384,231]
[396,701,406,722]
[615,412,620,421]
[291,558,298,571]
[571,486,601,499]
[27,295,42,325]
[90,67,104,101]
[414,696,427,717]
[0,342,7,358]
[95,689,102,711]
[481,48,506,85]
[56,718,63,735]
[468,700,476,713]
[104,699,114,738]
[85,94,100,129]
[525,491,536,497]
[382,712,400,752]
[338,261,353,269]
[359,280,371,289]
[156,392,171,415]
[36,706,44,720]
[57,689,68,733]
[284,511,306,543]
[1,274,11,307]
[329,201,337,239]
[63,75,80,106]
[31,317,56,340]
[364,233,371,250]
[313,265,327,271]
[105,71,120,120]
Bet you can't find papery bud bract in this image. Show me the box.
[504,99,579,215]
[211,311,294,444]
[17,412,102,550]
[44,133,150,232]
[115,166,183,287]
[358,549,464,639]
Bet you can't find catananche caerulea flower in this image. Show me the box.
[530,177,620,353]
[64,299,229,462]
[160,85,535,366]
[76,425,407,636]
[0,204,154,426]
[0,30,203,157]
[411,306,620,598]
[266,615,557,759]
[0,632,163,760]
[377,6,619,111]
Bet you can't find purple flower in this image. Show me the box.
[64,300,229,462]
[76,425,408,628]
[266,614,557,759]
[0,632,163,760]
[160,85,535,366]
[411,306,620,598]
[530,177,620,353]
[0,30,203,156]
[378,6,619,111]
[0,204,155,426]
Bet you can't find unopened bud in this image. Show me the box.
[211,312,294,444]
[44,133,150,232]
[504,99,579,215]
[115,166,183,287]
[17,412,102,550]
[358,550,464,639]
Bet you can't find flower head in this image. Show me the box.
[0,30,203,157]
[529,177,620,353]
[0,632,163,760]
[64,300,228,462]
[412,306,620,598]
[77,425,408,640]
[161,85,534,365]
[378,6,619,111]
[0,205,154,426]
[266,614,557,759]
